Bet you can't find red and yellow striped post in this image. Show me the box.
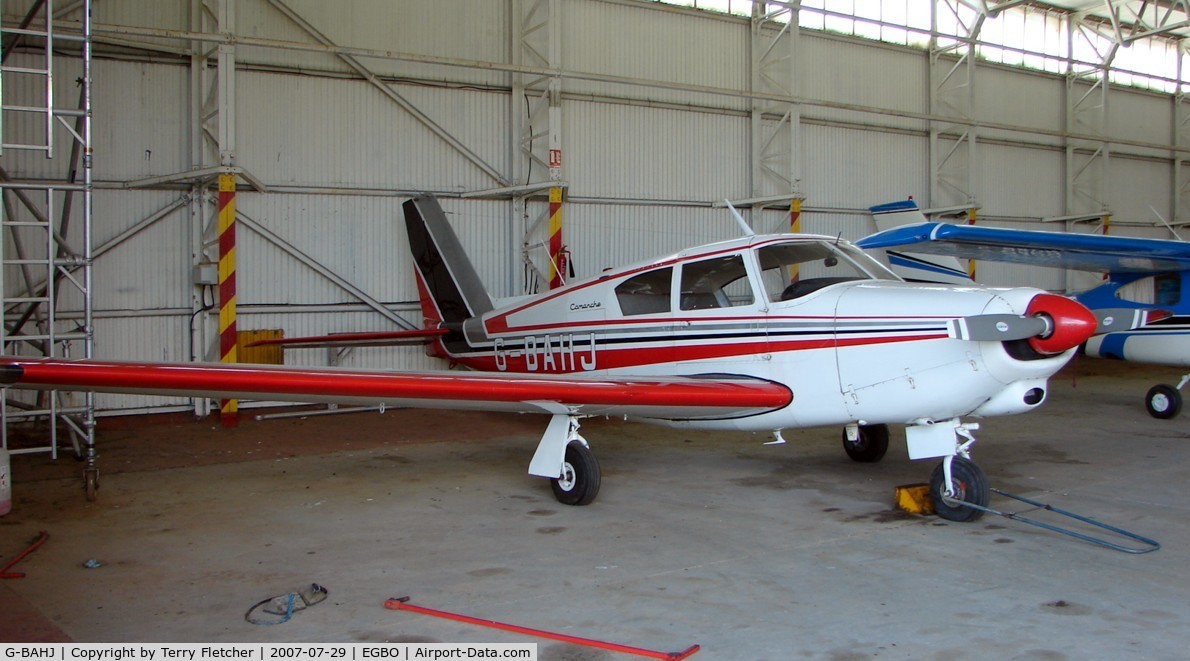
[218,173,239,427]
[548,186,565,289]
[788,197,802,282]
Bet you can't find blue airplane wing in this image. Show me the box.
[858,222,1190,274]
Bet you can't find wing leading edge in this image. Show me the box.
[0,357,791,421]
[858,222,1190,274]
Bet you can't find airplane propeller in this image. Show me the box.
[947,293,1098,355]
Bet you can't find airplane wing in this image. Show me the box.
[857,222,1190,274]
[0,357,791,421]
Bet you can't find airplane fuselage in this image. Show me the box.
[424,234,1077,433]
[1078,271,1190,368]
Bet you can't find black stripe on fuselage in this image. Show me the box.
[446,321,949,354]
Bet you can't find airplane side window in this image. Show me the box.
[1155,273,1181,306]
[679,254,754,310]
[1115,274,1180,306]
[615,267,673,315]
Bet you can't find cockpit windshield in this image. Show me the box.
[756,240,898,302]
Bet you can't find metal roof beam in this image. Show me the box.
[1077,0,1190,44]
[1113,0,1190,43]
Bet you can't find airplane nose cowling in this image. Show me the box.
[1024,293,1097,355]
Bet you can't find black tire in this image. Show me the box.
[842,424,890,463]
[929,457,989,523]
[1145,384,1182,419]
[550,442,601,506]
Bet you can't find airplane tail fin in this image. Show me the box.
[403,195,494,332]
[869,200,974,285]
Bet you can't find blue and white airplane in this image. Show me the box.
[859,200,1189,419]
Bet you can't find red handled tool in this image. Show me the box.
[384,596,699,660]
[1,531,48,578]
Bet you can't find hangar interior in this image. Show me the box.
[2,0,1190,652]
[0,0,1186,409]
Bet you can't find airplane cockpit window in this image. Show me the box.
[615,267,673,315]
[1115,273,1181,307]
[757,240,894,302]
[679,254,754,310]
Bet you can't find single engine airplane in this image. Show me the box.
[1,195,1126,521]
[858,199,1190,419]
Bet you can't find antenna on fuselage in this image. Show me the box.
[724,199,755,237]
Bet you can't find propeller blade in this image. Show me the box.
[1091,308,1147,334]
[947,314,1051,342]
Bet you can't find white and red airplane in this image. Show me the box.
[1,195,1120,521]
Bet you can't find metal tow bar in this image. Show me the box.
[952,488,1160,554]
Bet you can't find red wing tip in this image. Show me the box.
[1145,309,1174,324]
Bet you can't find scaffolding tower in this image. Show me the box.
[0,0,97,499]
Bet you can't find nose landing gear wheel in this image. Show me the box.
[1145,384,1182,419]
[842,424,889,462]
[550,441,601,506]
[929,457,989,522]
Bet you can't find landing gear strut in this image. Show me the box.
[904,419,991,522]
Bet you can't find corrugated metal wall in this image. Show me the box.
[564,1,748,111]
[236,74,509,191]
[567,101,749,200]
[799,35,928,126]
[1,0,1184,414]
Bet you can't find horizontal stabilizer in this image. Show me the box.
[245,328,448,349]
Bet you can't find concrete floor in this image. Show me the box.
[1,360,1188,659]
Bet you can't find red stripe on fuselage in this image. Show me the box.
[444,330,950,374]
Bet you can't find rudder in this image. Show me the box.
[869,200,974,285]
[403,194,494,328]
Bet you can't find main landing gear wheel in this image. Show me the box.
[842,424,889,463]
[1145,384,1182,419]
[550,441,601,506]
[929,457,989,523]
